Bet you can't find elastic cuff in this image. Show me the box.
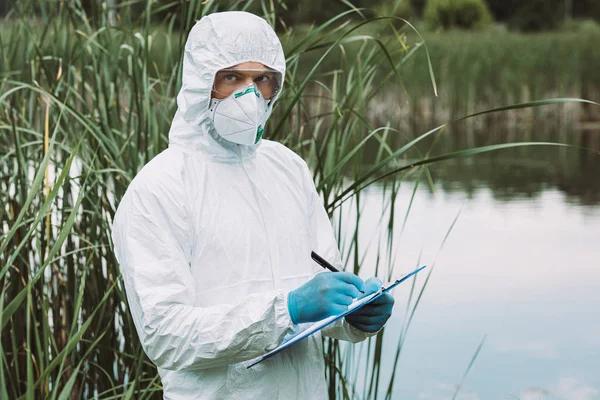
[283,290,299,327]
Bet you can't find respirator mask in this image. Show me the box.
[209,67,282,146]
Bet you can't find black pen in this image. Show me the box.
[310,251,364,293]
[310,251,340,272]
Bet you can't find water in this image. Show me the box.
[340,142,600,399]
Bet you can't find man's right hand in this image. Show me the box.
[287,272,365,324]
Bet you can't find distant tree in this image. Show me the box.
[279,0,375,26]
[486,0,600,31]
[506,0,565,31]
[485,0,520,23]
[424,0,493,30]
[573,0,600,21]
[410,0,427,16]
[146,0,375,32]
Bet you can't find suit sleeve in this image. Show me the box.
[111,180,295,371]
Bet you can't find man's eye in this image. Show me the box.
[255,75,270,83]
[224,74,238,81]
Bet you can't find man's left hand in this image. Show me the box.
[345,277,395,333]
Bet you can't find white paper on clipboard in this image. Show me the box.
[245,265,427,368]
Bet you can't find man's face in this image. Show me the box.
[211,62,281,100]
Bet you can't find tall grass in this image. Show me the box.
[1,0,598,398]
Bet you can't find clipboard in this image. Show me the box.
[245,265,427,368]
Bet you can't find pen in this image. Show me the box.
[310,251,364,293]
[310,251,339,272]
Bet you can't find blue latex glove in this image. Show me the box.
[345,277,394,333]
[288,272,365,324]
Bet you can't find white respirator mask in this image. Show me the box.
[209,84,272,146]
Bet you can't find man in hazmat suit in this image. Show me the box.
[111,11,395,399]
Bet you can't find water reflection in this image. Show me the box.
[422,146,600,206]
[354,118,600,207]
[337,162,600,399]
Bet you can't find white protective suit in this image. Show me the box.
[111,11,374,400]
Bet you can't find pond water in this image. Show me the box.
[338,141,600,400]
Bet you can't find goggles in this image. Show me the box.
[212,67,282,100]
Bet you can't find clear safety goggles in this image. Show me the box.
[212,67,282,100]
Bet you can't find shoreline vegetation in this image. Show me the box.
[3,19,599,99]
[3,19,598,133]
[1,1,599,399]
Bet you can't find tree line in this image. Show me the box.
[1,0,599,32]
